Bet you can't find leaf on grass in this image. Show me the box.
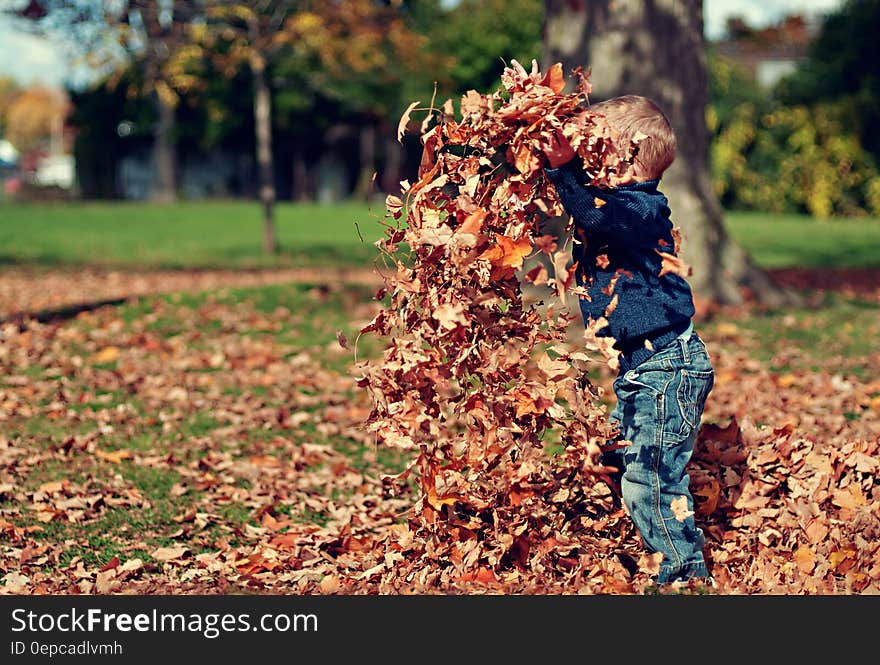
[92,346,120,363]
[95,449,131,464]
[151,546,188,563]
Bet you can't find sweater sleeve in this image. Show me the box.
[545,162,607,232]
[545,162,650,244]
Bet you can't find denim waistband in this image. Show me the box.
[616,320,692,375]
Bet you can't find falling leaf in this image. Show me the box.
[397,100,420,142]
[540,62,566,93]
[336,330,349,349]
[479,235,533,273]
[656,250,691,278]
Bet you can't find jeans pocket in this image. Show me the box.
[675,368,714,435]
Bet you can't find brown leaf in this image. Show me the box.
[793,546,815,574]
[99,555,120,573]
[397,100,420,142]
[95,449,131,464]
[92,346,120,363]
[151,546,188,563]
[656,250,691,278]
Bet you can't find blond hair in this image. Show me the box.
[589,95,676,180]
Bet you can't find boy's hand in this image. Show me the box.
[539,128,576,169]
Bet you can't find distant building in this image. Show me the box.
[712,15,819,88]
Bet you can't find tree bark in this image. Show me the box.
[542,0,793,306]
[353,123,377,201]
[292,143,312,202]
[250,44,278,254]
[381,129,403,195]
[151,91,177,203]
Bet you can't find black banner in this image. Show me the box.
[0,594,866,661]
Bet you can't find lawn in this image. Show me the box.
[0,201,387,269]
[724,212,880,268]
[1,201,879,270]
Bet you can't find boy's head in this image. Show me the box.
[589,95,676,182]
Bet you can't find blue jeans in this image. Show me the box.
[607,329,715,584]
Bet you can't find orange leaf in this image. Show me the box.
[656,250,691,278]
[95,449,131,464]
[832,485,866,511]
[426,484,457,510]
[92,346,120,363]
[456,567,498,584]
[458,209,487,236]
[830,549,856,572]
[480,235,532,271]
[540,62,566,94]
[793,546,815,574]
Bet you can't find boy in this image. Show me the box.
[540,95,715,585]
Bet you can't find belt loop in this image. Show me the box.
[680,334,690,363]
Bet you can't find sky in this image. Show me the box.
[0,0,849,90]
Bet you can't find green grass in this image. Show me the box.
[722,212,880,269]
[2,201,879,270]
[0,200,385,269]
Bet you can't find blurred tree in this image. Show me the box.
[777,0,880,162]
[11,1,205,203]
[4,85,68,153]
[178,1,437,252]
[0,77,23,136]
[415,0,543,97]
[542,0,791,306]
[708,54,880,217]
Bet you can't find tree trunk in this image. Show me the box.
[353,123,377,201]
[292,143,312,202]
[381,129,403,195]
[542,0,793,306]
[151,92,177,203]
[250,46,277,254]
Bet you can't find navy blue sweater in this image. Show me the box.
[545,160,695,373]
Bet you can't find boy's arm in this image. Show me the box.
[539,128,644,242]
[544,161,613,235]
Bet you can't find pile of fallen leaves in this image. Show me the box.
[357,60,667,589]
[0,272,878,594]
